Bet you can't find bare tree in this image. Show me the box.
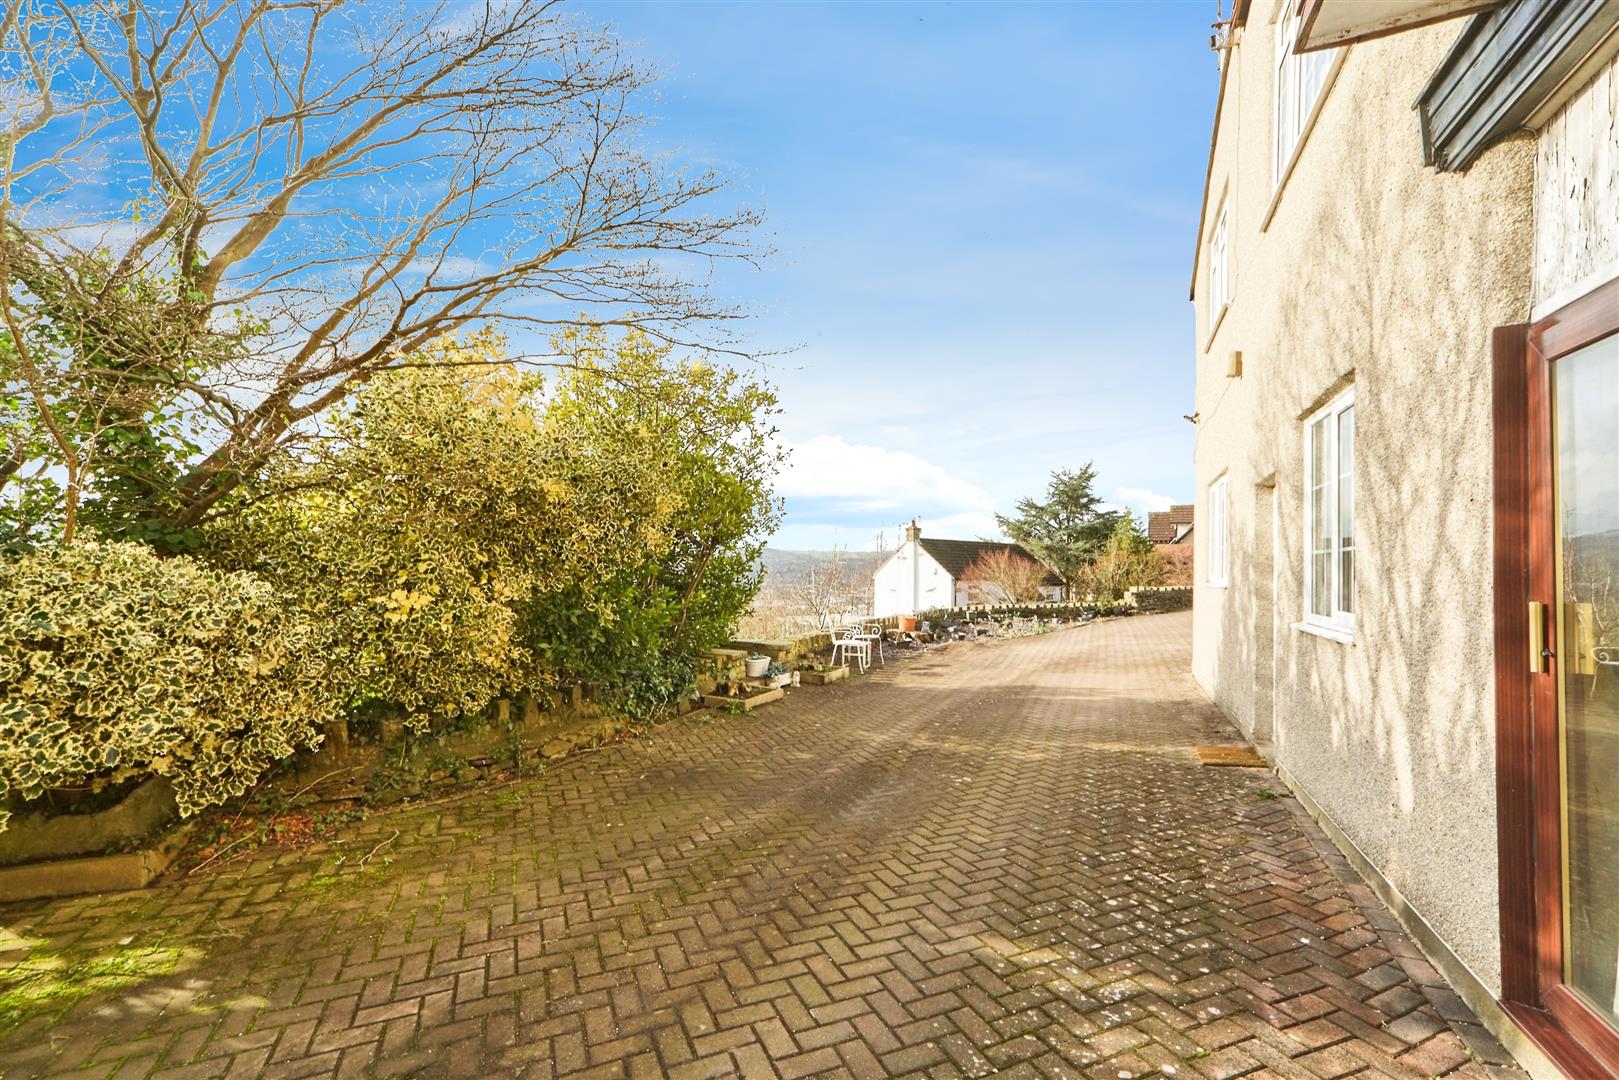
[788,547,870,630]
[1156,543,1194,586]
[958,547,1052,604]
[1,0,762,537]
[1076,516,1165,603]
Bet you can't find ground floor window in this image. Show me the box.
[1304,389,1354,630]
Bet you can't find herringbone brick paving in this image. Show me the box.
[0,612,1524,1079]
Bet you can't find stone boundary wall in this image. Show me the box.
[918,602,1097,623]
[1127,586,1193,613]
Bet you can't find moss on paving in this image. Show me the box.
[0,938,198,1030]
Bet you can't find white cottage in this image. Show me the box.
[871,522,1062,617]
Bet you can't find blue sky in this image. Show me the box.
[578,0,1217,550]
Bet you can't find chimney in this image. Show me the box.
[906,519,921,616]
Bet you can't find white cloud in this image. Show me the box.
[1114,486,1176,514]
[777,434,995,513]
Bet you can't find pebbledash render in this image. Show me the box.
[1190,2,1619,1077]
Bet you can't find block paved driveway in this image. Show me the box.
[0,612,1524,1080]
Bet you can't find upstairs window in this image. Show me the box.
[1274,9,1336,187]
[1209,202,1231,315]
[1207,475,1230,587]
[1305,389,1355,631]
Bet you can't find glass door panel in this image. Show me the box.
[1555,332,1619,1027]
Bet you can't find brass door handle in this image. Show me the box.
[1530,601,1546,674]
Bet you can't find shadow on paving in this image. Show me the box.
[0,613,1523,1079]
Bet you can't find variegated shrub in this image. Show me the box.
[205,333,680,725]
[0,541,338,830]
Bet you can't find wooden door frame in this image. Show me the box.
[1495,276,1619,1077]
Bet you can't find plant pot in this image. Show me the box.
[898,616,917,631]
[744,656,770,678]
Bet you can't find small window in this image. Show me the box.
[1305,389,1355,630]
[1207,475,1230,587]
[1274,8,1336,187]
[1209,202,1231,314]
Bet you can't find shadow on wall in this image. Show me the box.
[1261,127,1535,827]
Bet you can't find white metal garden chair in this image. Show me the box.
[858,622,886,667]
[831,625,871,673]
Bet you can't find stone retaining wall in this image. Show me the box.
[0,777,178,867]
[1127,585,1193,613]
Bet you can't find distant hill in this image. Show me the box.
[760,547,888,585]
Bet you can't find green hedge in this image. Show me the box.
[0,541,338,829]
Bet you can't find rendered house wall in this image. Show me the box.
[1190,3,1535,993]
[872,542,954,617]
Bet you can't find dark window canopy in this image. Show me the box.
[1416,0,1619,172]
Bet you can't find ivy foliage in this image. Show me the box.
[0,541,336,828]
[0,246,247,552]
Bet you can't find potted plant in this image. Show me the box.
[745,653,770,679]
[701,678,786,713]
[797,657,850,685]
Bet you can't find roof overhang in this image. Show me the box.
[1187,0,1250,302]
[1294,0,1501,52]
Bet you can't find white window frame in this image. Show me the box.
[1209,201,1231,316]
[1273,7,1336,190]
[1302,388,1355,636]
[1207,474,1230,588]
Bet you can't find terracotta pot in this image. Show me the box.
[898,616,917,631]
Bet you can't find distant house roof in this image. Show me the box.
[917,538,1062,585]
[1147,505,1195,545]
